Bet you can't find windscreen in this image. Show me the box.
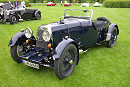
[64,9,93,19]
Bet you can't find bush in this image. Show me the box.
[104,0,130,8]
[0,0,30,7]
[43,1,47,3]
[30,0,34,3]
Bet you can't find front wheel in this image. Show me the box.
[10,45,24,63]
[9,15,19,24]
[54,44,78,79]
[107,27,118,48]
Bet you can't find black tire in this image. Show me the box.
[54,44,78,79]
[34,11,41,20]
[10,45,24,63]
[97,17,111,25]
[107,27,117,48]
[9,15,19,24]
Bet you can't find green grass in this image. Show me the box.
[0,4,129,87]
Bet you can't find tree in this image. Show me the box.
[70,0,72,3]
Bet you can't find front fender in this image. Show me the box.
[53,38,79,65]
[54,37,79,54]
[53,38,74,59]
[8,31,26,46]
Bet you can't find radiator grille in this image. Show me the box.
[36,28,49,52]
[37,28,44,41]
[0,8,2,14]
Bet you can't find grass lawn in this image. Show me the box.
[0,4,129,87]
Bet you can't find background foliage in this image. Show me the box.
[30,0,105,3]
[104,0,130,8]
[0,0,30,7]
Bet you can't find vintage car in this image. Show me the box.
[0,3,41,24]
[94,2,102,7]
[8,9,119,79]
[46,2,56,6]
[81,3,89,7]
[64,3,71,6]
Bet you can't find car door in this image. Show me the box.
[68,21,83,44]
[20,10,30,19]
[80,20,98,48]
[21,9,34,20]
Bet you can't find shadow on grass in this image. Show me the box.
[0,19,39,25]
[79,43,107,59]
[16,43,108,80]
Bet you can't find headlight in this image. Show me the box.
[25,28,32,38]
[6,10,9,15]
[42,30,51,42]
[0,8,3,15]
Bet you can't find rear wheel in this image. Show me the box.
[10,45,24,63]
[54,44,78,79]
[9,15,19,24]
[34,11,41,20]
[107,27,117,48]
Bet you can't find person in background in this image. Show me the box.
[21,0,25,8]
[8,0,11,4]
[65,0,67,4]
[61,0,62,6]
[73,0,75,4]
[13,0,19,9]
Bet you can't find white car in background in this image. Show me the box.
[81,3,89,7]
[94,2,102,7]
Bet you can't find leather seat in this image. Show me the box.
[93,21,107,30]
[25,9,37,13]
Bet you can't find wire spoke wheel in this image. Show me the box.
[12,16,17,23]
[107,27,117,47]
[35,12,41,20]
[61,50,75,74]
[11,45,23,63]
[17,45,24,57]
[54,44,78,79]
[9,15,19,24]
[36,13,41,19]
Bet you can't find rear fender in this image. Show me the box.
[34,10,41,16]
[53,38,79,65]
[106,23,119,41]
[8,31,27,46]
[107,23,119,34]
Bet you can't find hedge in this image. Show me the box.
[103,0,130,8]
[0,0,30,7]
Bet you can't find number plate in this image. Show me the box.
[22,60,39,69]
